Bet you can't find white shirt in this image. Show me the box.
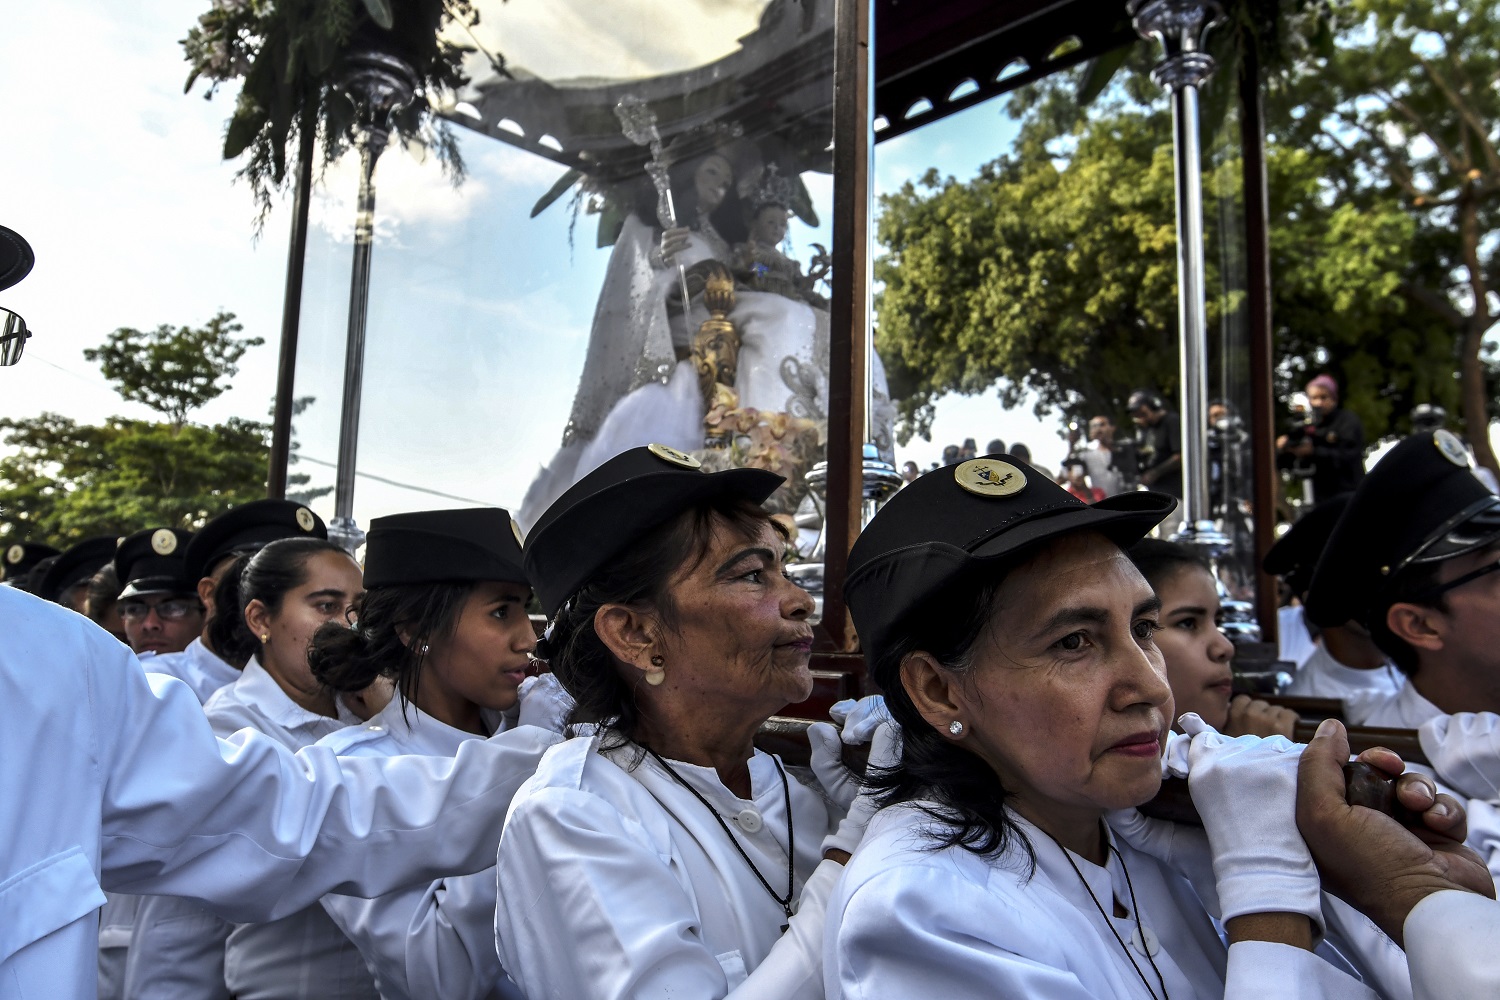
[825,803,1379,1000]
[496,732,840,1000]
[0,587,559,1000]
[1285,644,1405,718]
[143,636,241,704]
[128,661,374,1000]
[318,699,533,1000]
[1279,604,1319,668]
[1080,440,1128,496]
[1356,682,1500,889]
[1404,890,1500,999]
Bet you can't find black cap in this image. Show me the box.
[1306,430,1500,628]
[1262,494,1351,599]
[36,536,119,603]
[113,528,195,599]
[364,507,529,588]
[1,541,60,585]
[0,225,35,292]
[184,499,327,583]
[846,455,1176,667]
[524,444,783,616]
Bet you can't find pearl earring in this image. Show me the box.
[419,644,429,655]
[948,720,964,736]
[645,654,666,687]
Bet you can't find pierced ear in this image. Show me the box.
[243,598,272,641]
[901,650,966,735]
[594,605,659,676]
[1386,601,1445,653]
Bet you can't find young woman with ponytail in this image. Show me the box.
[310,507,570,1000]
[125,536,378,1000]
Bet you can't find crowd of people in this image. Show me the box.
[9,220,1500,1000]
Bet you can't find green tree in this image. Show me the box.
[0,314,273,544]
[1273,0,1500,471]
[83,310,263,427]
[876,0,1500,458]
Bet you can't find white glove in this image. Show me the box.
[1418,711,1500,801]
[821,719,900,858]
[516,673,574,734]
[829,696,892,744]
[1107,808,1223,918]
[811,697,893,810]
[1161,729,1192,778]
[1178,713,1323,933]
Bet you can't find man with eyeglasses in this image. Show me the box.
[1306,428,1500,883]
[112,527,203,657]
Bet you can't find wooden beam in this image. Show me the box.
[823,0,874,654]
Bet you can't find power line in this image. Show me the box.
[295,454,499,506]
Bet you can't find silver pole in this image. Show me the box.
[326,50,417,555]
[1129,0,1228,552]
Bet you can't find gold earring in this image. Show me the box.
[259,633,269,643]
[645,654,666,687]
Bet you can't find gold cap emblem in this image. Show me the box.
[955,459,1027,497]
[150,529,178,556]
[295,507,316,532]
[5,544,23,564]
[1434,429,1470,468]
[511,518,525,547]
[647,442,702,469]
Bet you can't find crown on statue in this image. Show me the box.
[750,163,796,213]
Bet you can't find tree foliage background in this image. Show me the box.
[876,0,1500,470]
[0,311,324,545]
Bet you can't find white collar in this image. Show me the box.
[236,657,353,729]
[363,698,495,756]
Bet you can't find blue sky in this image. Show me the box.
[0,0,1065,530]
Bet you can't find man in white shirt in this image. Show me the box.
[1264,495,1402,714]
[1305,429,1500,874]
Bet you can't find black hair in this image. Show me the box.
[307,581,473,709]
[540,495,783,751]
[1008,443,1032,463]
[633,151,749,245]
[985,439,1006,455]
[208,537,350,670]
[865,566,1035,866]
[1127,539,1212,593]
[85,564,120,623]
[1365,561,1447,676]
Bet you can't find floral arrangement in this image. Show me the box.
[700,394,822,514]
[181,0,486,222]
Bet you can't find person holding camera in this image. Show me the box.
[1277,374,1365,503]
[1128,390,1184,536]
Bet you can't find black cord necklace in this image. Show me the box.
[1044,830,1171,1000]
[644,746,796,931]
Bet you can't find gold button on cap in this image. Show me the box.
[1434,429,1471,468]
[150,529,178,555]
[511,519,525,546]
[954,459,1028,497]
[647,442,702,469]
[295,507,316,532]
[5,544,22,564]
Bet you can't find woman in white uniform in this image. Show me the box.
[126,537,377,1000]
[1128,540,1297,738]
[828,454,1386,1000]
[497,444,887,999]
[310,508,562,1000]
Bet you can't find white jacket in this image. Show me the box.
[825,803,1380,1000]
[319,699,533,1000]
[0,587,559,1000]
